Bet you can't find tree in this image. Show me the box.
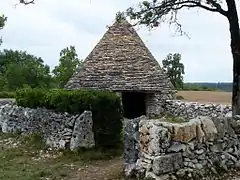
[0,15,7,45]
[52,46,82,88]
[126,0,240,116]
[0,49,52,90]
[162,53,185,89]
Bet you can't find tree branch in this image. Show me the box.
[126,0,228,35]
[152,0,227,16]
[205,0,228,16]
[19,0,35,5]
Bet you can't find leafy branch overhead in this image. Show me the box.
[126,0,228,31]
[115,11,127,22]
[126,0,240,115]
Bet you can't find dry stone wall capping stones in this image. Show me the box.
[164,100,232,118]
[0,103,95,150]
[124,115,240,179]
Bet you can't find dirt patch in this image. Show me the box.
[177,91,232,105]
[69,157,123,180]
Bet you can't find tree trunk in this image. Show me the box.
[232,43,240,116]
[226,0,240,116]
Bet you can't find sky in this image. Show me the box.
[0,0,239,82]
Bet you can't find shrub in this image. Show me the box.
[15,87,47,108]
[176,95,184,100]
[0,91,16,98]
[15,88,123,149]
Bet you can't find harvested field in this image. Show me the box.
[177,91,232,105]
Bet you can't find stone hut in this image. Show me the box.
[65,18,175,119]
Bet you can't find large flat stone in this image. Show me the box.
[139,121,170,155]
[152,153,183,175]
[70,111,94,150]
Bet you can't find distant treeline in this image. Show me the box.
[182,82,232,92]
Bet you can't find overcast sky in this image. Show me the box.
[1,0,239,82]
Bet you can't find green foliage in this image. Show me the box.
[0,15,7,30]
[15,87,47,108]
[115,11,126,22]
[0,14,7,45]
[0,49,52,91]
[0,91,15,98]
[162,53,185,89]
[15,88,123,149]
[52,46,82,88]
[155,113,186,123]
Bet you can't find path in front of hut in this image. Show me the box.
[68,157,123,180]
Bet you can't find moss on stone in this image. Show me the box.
[152,113,187,123]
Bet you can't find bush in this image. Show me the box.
[0,91,16,98]
[15,88,123,149]
[15,87,47,108]
[176,95,184,100]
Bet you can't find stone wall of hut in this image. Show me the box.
[145,92,174,117]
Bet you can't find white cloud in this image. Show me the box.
[0,0,239,82]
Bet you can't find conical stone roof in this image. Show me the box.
[65,19,174,92]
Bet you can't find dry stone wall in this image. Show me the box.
[124,115,240,179]
[146,92,174,117]
[164,100,232,118]
[0,102,94,150]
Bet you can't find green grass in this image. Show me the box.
[152,113,187,123]
[0,133,123,180]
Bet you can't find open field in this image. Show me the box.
[177,91,232,105]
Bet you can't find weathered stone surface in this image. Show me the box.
[124,116,144,164]
[0,103,94,150]
[167,142,186,153]
[139,120,170,155]
[200,117,217,142]
[146,93,174,117]
[124,115,240,179]
[70,111,94,150]
[0,99,15,106]
[152,153,183,175]
[170,121,198,143]
[164,100,232,119]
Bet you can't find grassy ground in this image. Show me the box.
[0,133,123,180]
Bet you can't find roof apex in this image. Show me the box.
[65,15,174,92]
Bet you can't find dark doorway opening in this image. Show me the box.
[122,92,146,119]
